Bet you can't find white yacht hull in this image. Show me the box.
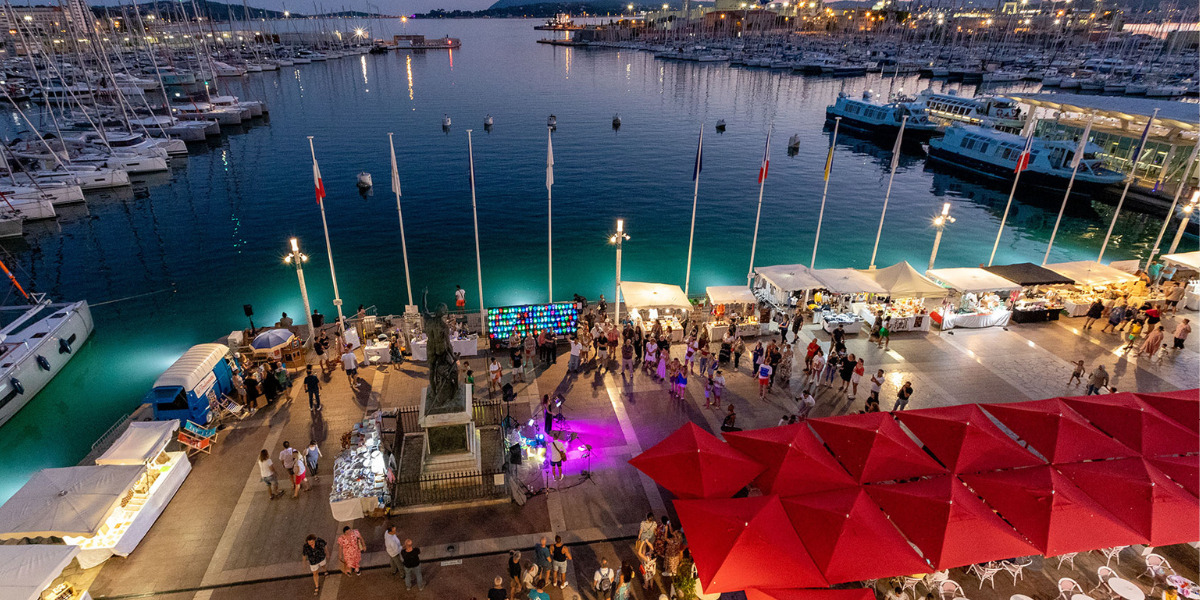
[0,300,94,429]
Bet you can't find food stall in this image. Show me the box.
[925,268,1021,330]
[1043,261,1139,316]
[1162,252,1200,310]
[982,263,1073,323]
[621,281,691,342]
[0,545,89,600]
[854,261,947,333]
[330,411,392,521]
[704,286,761,340]
[752,264,822,312]
[807,268,888,334]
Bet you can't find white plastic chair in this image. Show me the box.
[1002,559,1033,585]
[938,580,966,600]
[902,576,926,597]
[1142,554,1174,585]
[1089,566,1118,597]
[978,566,1003,589]
[1058,577,1084,600]
[1057,553,1080,570]
[1100,546,1129,566]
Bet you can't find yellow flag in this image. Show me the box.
[823,145,835,181]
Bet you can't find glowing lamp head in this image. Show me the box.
[290,237,299,252]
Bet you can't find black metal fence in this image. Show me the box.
[392,467,508,506]
[391,398,509,507]
[395,398,504,435]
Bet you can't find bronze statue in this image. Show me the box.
[422,304,463,415]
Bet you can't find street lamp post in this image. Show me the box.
[610,219,629,323]
[928,203,954,272]
[284,237,315,345]
[1168,192,1198,255]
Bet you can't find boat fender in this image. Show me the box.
[10,377,22,394]
[36,355,50,370]
[59,338,72,354]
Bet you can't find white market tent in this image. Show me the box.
[754,264,822,292]
[810,268,888,295]
[0,465,145,539]
[925,268,1022,294]
[861,262,948,299]
[0,545,80,600]
[620,281,691,311]
[96,421,179,466]
[1044,261,1139,287]
[1162,251,1200,272]
[706,286,756,305]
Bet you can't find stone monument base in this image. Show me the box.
[418,385,482,476]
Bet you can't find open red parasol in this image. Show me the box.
[1058,458,1199,547]
[725,424,857,496]
[865,475,1038,569]
[745,588,877,600]
[781,488,930,583]
[960,465,1146,554]
[629,422,765,499]
[808,413,946,483]
[1061,393,1199,457]
[1147,454,1199,497]
[675,495,829,592]
[980,398,1136,463]
[894,404,1044,473]
[1134,389,1199,431]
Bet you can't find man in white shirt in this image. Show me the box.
[797,391,816,420]
[593,558,616,600]
[342,348,359,389]
[869,369,885,403]
[384,525,403,575]
[549,434,566,482]
[567,337,583,373]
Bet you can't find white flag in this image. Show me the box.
[1070,116,1094,170]
[389,137,402,196]
[889,116,907,172]
[546,129,554,190]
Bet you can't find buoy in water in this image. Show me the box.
[357,172,373,188]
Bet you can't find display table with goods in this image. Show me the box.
[1185,280,1200,311]
[363,339,393,364]
[706,316,761,341]
[820,311,864,334]
[706,286,761,339]
[1011,298,1063,323]
[632,310,685,342]
[928,292,1012,331]
[410,334,478,361]
[852,301,932,333]
[330,412,392,521]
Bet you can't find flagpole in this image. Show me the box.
[546,127,554,303]
[684,123,703,295]
[870,115,905,270]
[467,129,486,333]
[1044,114,1093,265]
[388,132,414,307]
[1099,108,1159,263]
[812,117,840,269]
[308,136,345,333]
[989,117,1037,267]
[747,127,771,285]
[1147,148,1199,266]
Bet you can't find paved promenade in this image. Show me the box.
[84,307,1199,600]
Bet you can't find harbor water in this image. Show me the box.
[0,18,1190,501]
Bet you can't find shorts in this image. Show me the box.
[309,559,327,572]
[294,472,307,485]
[550,460,563,467]
[1174,337,1186,349]
[759,378,769,386]
[346,367,358,377]
[851,373,862,384]
[552,560,568,573]
[456,298,466,307]
[261,474,277,485]
[1167,300,1179,307]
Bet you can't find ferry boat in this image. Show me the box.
[927,125,1125,193]
[393,35,462,50]
[534,14,584,30]
[0,295,93,428]
[825,91,941,140]
[916,89,1024,134]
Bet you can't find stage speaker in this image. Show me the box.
[502,383,515,402]
[243,304,254,317]
[508,444,522,465]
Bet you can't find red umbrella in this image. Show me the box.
[629,422,765,499]
[781,488,930,583]
[1062,393,1199,456]
[960,465,1146,554]
[675,496,829,593]
[894,405,1043,473]
[1058,458,1199,547]
[1146,454,1199,498]
[981,398,1136,463]
[746,588,877,600]
[864,475,1038,569]
[1135,389,1199,431]
[725,424,857,496]
[808,413,947,483]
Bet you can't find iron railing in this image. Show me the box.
[395,398,504,435]
[392,467,508,506]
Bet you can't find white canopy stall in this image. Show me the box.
[807,269,888,334]
[705,286,760,340]
[622,281,691,341]
[0,545,89,600]
[853,262,946,333]
[753,264,822,309]
[925,268,1020,330]
[1044,261,1141,316]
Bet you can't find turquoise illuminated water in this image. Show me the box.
[0,19,1190,502]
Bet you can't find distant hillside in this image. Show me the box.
[486,0,638,10]
[90,1,385,20]
[417,2,637,17]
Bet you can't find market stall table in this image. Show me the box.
[926,268,1021,330]
[1186,281,1200,311]
[410,336,478,362]
[853,305,932,332]
[821,312,864,334]
[1107,578,1145,600]
[363,341,392,364]
[329,412,391,521]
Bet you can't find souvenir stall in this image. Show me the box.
[925,268,1021,330]
[621,281,691,342]
[0,545,89,600]
[1163,252,1200,310]
[807,268,888,334]
[1043,261,1139,316]
[330,411,392,521]
[981,263,1073,323]
[704,286,761,340]
[854,261,947,333]
[752,265,822,312]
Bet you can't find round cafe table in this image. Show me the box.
[1011,594,1035,600]
[1073,594,1095,600]
[1107,578,1145,600]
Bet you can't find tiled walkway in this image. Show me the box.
[86,307,1199,600]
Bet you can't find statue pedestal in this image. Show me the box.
[417,385,481,476]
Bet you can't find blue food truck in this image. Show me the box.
[148,343,240,424]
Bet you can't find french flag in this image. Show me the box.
[758,129,771,184]
[313,157,326,204]
[1014,134,1035,173]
